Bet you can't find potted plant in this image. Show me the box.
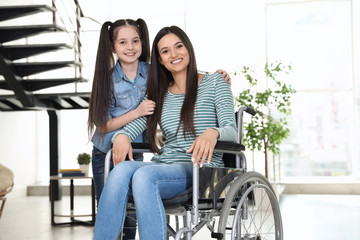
[77,152,91,176]
[234,61,295,179]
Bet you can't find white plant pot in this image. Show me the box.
[79,164,89,177]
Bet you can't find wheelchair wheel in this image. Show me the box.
[218,171,283,240]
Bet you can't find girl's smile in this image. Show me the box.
[113,26,142,65]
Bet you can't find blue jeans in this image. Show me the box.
[94,161,193,240]
[92,147,143,240]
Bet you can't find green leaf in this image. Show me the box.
[234,60,295,161]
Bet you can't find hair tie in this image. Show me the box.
[105,21,113,28]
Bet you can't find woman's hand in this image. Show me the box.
[112,134,133,165]
[216,69,231,85]
[135,99,156,117]
[186,128,219,168]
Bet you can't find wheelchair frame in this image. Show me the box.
[104,106,283,240]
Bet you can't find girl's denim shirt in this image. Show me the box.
[92,60,149,153]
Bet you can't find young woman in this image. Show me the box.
[93,25,237,240]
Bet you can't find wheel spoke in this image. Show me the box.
[218,172,283,240]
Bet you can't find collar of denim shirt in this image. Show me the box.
[113,60,147,83]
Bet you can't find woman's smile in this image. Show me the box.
[158,33,189,75]
[171,58,183,64]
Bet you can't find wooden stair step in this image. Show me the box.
[0,77,87,91]
[10,61,82,77]
[0,5,56,22]
[0,24,65,44]
[38,93,90,109]
[0,92,90,111]
[0,44,72,61]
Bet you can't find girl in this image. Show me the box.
[94,25,237,240]
[87,18,155,240]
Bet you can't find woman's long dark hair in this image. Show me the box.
[147,26,198,153]
[87,19,150,138]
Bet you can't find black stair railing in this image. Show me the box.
[51,0,84,84]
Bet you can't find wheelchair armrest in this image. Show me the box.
[214,141,245,154]
[132,141,244,154]
[131,142,151,153]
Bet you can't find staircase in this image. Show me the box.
[0,3,90,111]
[0,1,95,200]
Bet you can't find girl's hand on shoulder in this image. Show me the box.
[136,99,156,117]
[186,128,219,168]
[216,69,231,85]
[113,134,133,165]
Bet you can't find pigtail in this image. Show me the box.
[136,18,150,63]
[87,21,115,138]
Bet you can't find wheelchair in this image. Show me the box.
[104,106,283,240]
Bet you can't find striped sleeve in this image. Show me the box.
[213,74,238,142]
[111,116,147,142]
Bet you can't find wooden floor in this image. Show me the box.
[1,194,360,239]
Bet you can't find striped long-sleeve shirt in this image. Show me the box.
[112,73,237,167]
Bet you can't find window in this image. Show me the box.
[266,0,355,177]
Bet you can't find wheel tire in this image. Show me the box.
[218,171,283,240]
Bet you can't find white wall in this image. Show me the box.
[0,111,39,197]
[0,109,93,197]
